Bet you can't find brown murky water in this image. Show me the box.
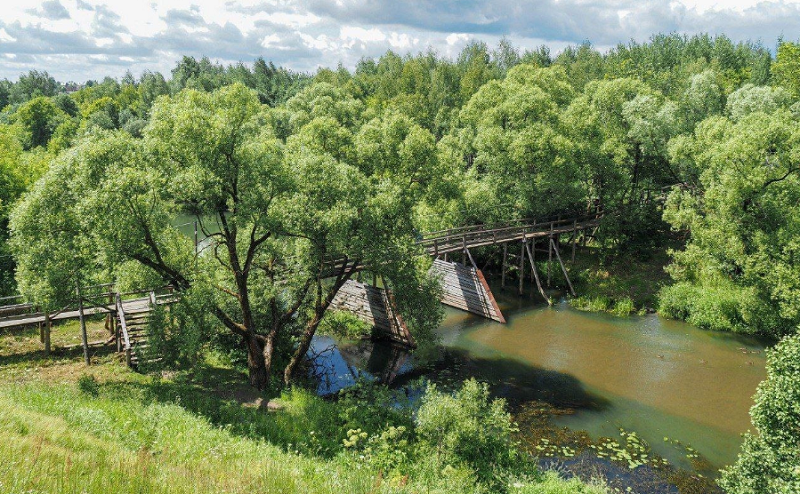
[312,285,770,473]
[437,294,769,470]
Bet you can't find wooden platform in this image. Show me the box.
[430,259,505,323]
[0,297,152,330]
[329,280,416,347]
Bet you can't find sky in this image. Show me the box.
[0,0,799,82]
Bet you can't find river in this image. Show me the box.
[311,283,770,475]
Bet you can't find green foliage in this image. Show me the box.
[720,333,800,494]
[11,96,65,149]
[416,379,523,487]
[77,374,100,396]
[772,41,800,98]
[319,310,371,339]
[511,471,608,494]
[661,109,800,336]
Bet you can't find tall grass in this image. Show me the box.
[0,376,609,494]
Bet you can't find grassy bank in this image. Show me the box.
[0,322,609,494]
[568,245,672,317]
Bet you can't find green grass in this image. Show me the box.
[0,319,611,494]
[511,472,609,494]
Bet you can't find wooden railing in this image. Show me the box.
[419,213,602,256]
[115,293,132,367]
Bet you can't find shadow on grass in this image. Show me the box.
[0,342,119,368]
[98,364,348,459]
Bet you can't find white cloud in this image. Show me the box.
[1,0,800,81]
[446,33,469,45]
[0,28,17,42]
[341,26,386,43]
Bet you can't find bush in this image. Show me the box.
[77,374,100,396]
[658,282,781,335]
[719,333,800,494]
[319,310,372,340]
[415,378,524,488]
[511,471,608,494]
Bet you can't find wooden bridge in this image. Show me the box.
[0,212,600,364]
[329,213,601,344]
[0,285,176,368]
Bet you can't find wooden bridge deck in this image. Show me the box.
[419,214,600,256]
[0,297,152,330]
[430,259,505,323]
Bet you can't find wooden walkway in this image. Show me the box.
[0,297,151,330]
[419,214,600,256]
[0,287,176,369]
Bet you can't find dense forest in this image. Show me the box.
[2,33,800,493]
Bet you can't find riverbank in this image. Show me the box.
[0,321,610,494]
[568,244,673,316]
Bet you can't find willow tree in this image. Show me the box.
[11,83,440,389]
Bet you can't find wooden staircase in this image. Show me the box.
[115,291,169,369]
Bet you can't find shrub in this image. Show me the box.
[658,282,781,335]
[511,471,608,494]
[415,378,523,487]
[77,374,100,396]
[719,333,800,494]
[319,310,372,340]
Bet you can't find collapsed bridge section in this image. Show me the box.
[328,280,416,347]
[429,259,505,323]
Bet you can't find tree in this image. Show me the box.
[726,83,792,121]
[451,64,583,223]
[772,41,800,98]
[11,97,65,149]
[0,125,26,295]
[9,70,60,105]
[719,333,800,494]
[660,110,800,336]
[11,83,440,389]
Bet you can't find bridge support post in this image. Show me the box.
[571,220,577,263]
[501,244,507,289]
[551,238,576,296]
[76,282,90,366]
[518,240,526,295]
[547,234,553,287]
[525,242,551,305]
[43,313,51,356]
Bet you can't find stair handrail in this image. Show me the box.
[115,293,132,367]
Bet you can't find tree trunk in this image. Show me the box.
[283,311,323,385]
[245,333,269,390]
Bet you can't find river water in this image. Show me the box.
[311,284,770,473]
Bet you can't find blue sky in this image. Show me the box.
[1,0,798,81]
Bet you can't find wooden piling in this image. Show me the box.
[43,313,51,356]
[518,240,525,295]
[547,233,553,287]
[525,242,551,305]
[76,282,90,365]
[501,244,507,288]
[571,220,577,262]
[551,238,576,296]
